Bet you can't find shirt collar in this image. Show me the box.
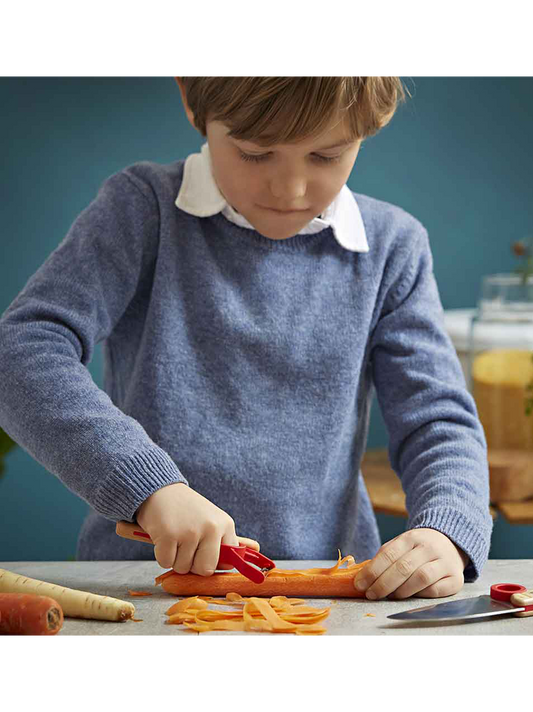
[175,142,369,253]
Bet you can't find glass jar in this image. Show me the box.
[468,273,533,451]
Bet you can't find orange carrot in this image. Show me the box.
[156,552,369,598]
[0,593,64,635]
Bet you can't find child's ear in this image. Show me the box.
[175,77,197,131]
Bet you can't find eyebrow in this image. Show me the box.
[235,136,356,152]
[314,139,355,151]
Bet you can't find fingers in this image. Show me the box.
[142,480,259,576]
[154,528,221,575]
[172,533,198,574]
[386,559,446,599]
[353,528,467,600]
[353,533,435,600]
[188,523,240,575]
[184,531,261,574]
[170,523,241,576]
[413,573,464,598]
[153,539,178,571]
[190,533,221,576]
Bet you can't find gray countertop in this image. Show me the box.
[2,559,532,635]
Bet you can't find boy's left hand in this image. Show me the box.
[353,528,469,600]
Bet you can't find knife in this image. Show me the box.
[388,583,533,622]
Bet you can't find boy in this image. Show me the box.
[0,77,492,600]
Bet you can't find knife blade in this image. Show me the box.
[388,584,533,622]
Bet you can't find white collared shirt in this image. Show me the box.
[175,143,369,253]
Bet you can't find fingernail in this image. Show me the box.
[366,590,377,600]
[354,577,368,591]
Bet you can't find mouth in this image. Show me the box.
[260,206,310,214]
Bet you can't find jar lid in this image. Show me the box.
[443,309,475,350]
[443,308,533,351]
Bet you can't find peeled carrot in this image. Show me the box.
[156,552,370,598]
[0,593,64,635]
[0,568,135,622]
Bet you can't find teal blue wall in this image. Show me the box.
[1,78,532,561]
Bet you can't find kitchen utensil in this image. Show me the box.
[115,520,275,584]
[388,583,533,622]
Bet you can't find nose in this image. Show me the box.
[269,170,307,201]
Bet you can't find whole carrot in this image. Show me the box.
[0,593,64,635]
[156,555,370,598]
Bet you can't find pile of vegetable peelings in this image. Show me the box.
[0,552,368,635]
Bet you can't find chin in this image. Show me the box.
[252,218,311,241]
[235,205,315,241]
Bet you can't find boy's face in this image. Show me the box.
[205,119,362,240]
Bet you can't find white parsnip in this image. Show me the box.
[0,568,135,621]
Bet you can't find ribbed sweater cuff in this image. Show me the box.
[408,507,491,582]
[92,447,188,521]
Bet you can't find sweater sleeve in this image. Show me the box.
[369,224,493,581]
[0,170,188,522]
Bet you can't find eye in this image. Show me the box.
[312,154,342,164]
[238,150,270,163]
[237,149,342,164]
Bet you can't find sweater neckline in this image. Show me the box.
[209,212,336,254]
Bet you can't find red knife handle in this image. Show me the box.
[490,583,527,602]
[491,583,533,617]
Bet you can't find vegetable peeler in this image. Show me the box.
[115,520,276,584]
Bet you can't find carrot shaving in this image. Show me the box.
[164,591,331,634]
[154,570,177,585]
[166,596,209,615]
[128,590,153,597]
[263,550,357,577]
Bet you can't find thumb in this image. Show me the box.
[237,536,260,551]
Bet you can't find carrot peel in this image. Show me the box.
[165,592,330,634]
[128,590,153,597]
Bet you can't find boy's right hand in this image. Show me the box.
[135,482,258,576]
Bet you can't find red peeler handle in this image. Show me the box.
[115,521,275,584]
[218,544,276,584]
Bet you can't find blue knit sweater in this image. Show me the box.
[0,159,492,579]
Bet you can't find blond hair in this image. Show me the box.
[178,77,408,145]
